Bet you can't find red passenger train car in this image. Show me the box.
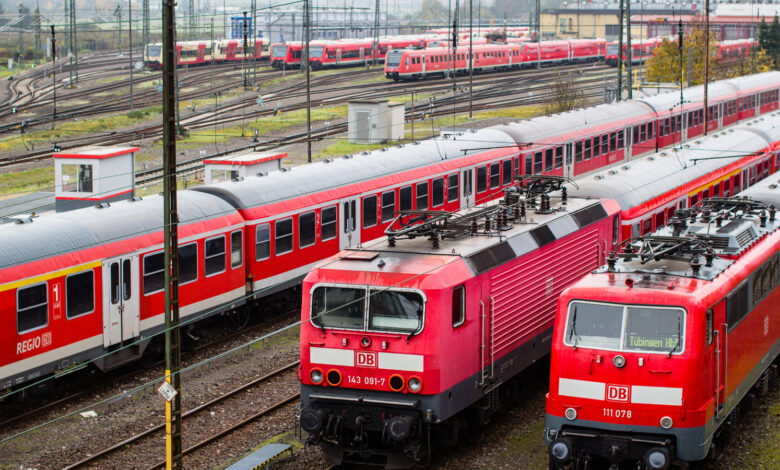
[545,177,780,469]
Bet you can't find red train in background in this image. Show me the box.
[296,116,780,467]
[2,72,778,396]
[605,37,756,66]
[270,36,429,69]
[144,38,269,70]
[545,176,780,469]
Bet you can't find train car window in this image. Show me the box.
[381,191,396,222]
[490,162,500,189]
[66,271,94,319]
[555,146,564,168]
[601,134,608,155]
[574,141,583,163]
[632,126,640,145]
[178,243,197,284]
[533,152,543,174]
[502,159,512,184]
[432,178,445,207]
[17,283,48,333]
[143,253,164,295]
[321,206,338,241]
[641,218,652,235]
[205,235,226,276]
[448,173,459,202]
[609,132,616,152]
[311,286,365,330]
[362,195,378,228]
[654,212,665,230]
[584,139,592,161]
[612,215,619,245]
[477,167,488,192]
[299,211,316,248]
[231,231,243,268]
[122,259,131,301]
[688,111,693,127]
[617,130,625,149]
[640,124,647,142]
[706,308,714,345]
[726,283,749,330]
[368,289,424,334]
[542,148,552,169]
[452,285,465,328]
[525,155,532,175]
[416,182,429,209]
[255,224,271,261]
[275,219,293,256]
[400,186,413,211]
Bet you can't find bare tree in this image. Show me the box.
[544,72,584,115]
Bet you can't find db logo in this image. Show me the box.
[356,351,377,368]
[606,384,630,403]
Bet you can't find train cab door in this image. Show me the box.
[477,280,494,387]
[339,198,360,249]
[102,255,140,348]
[461,167,474,209]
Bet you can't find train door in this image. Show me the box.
[564,143,574,178]
[336,48,341,64]
[710,300,727,420]
[461,167,474,209]
[339,198,360,249]
[101,255,140,347]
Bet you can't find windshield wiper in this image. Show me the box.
[667,315,682,358]
[569,307,580,351]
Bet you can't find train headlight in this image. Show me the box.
[613,354,626,368]
[659,416,673,429]
[389,374,405,392]
[407,376,423,393]
[310,368,324,384]
[326,369,342,386]
[564,407,577,421]
[644,447,671,470]
[549,438,573,463]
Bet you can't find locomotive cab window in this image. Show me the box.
[311,286,365,330]
[66,271,94,319]
[452,285,465,327]
[205,235,226,276]
[17,283,48,333]
[368,289,424,333]
[564,301,686,354]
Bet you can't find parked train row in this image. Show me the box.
[297,115,780,468]
[2,72,778,399]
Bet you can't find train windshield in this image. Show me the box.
[147,45,161,57]
[309,46,324,58]
[386,50,403,67]
[272,45,288,57]
[310,285,425,334]
[368,289,424,333]
[606,44,619,55]
[564,301,685,354]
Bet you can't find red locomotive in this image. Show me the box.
[545,177,780,469]
[2,72,779,395]
[297,116,780,467]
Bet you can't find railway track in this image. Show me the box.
[61,361,300,469]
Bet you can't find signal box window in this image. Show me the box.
[432,178,445,207]
[381,191,395,222]
[476,167,488,192]
[179,243,198,284]
[66,271,94,319]
[17,283,48,333]
[255,224,270,260]
[447,174,459,202]
[416,182,429,209]
[399,186,413,211]
[363,196,376,228]
[452,285,465,327]
[275,219,293,256]
[231,231,243,268]
[61,164,93,193]
[205,235,226,276]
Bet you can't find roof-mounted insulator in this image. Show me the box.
[770,205,776,222]
[691,256,701,276]
[470,217,478,235]
[561,186,568,206]
[607,251,617,272]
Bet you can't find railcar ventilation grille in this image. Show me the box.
[735,228,755,248]
[707,236,731,251]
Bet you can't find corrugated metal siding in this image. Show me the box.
[489,225,601,358]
